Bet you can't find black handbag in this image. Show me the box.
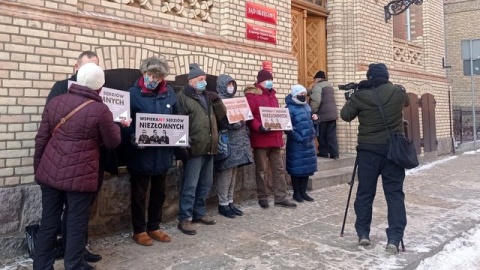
[372,87,419,169]
[25,224,39,258]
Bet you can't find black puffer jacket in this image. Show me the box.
[340,78,409,150]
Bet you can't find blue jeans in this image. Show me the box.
[178,155,214,221]
[354,150,407,245]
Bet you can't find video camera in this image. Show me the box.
[338,82,358,101]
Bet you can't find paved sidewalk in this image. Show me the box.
[5,151,480,270]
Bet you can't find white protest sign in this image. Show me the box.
[259,107,292,131]
[222,97,254,124]
[68,81,130,122]
[135,113,189,147]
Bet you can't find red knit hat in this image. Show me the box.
[257,69,273,84]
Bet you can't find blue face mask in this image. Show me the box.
[264,80,273,89]
[144,76,159,90]
[196,80,207,91]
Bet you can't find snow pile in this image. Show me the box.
[416,225,480,270]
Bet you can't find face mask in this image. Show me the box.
[227,86,235,94]
[196,80,207,91]
[264,80,273,89]
[144,76,159,90]
[296,96,306,103]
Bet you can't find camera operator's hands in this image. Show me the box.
[259,125,271,134]
[344,90,354,101]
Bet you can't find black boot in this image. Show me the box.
[291,177,304,203]
[229,203,243,216]
[218,205,236,218]
[300,178,314,202]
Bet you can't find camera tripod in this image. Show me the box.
[340,157,405,252]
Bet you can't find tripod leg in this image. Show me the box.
[340,157,358,237]
[400,239,405,252]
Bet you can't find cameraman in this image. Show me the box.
[340,63,409,254]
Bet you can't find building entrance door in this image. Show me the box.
[291,1,328,87]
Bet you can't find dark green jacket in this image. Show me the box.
[340,79,409,146]
[177,85,226,156]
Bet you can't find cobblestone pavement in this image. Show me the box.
[3,151,480,270]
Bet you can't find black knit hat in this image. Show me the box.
[188,63,206,79]
[314,70,326,79]
[366,63,389,80]
[257,69,273,83]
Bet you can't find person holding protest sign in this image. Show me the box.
[34,63,121,270]
[215,74,254,218]
[245,69,297,209]
[124,56,179,246]
[176,63,227,235]
[285,85,318,203]
[44,50,104,264]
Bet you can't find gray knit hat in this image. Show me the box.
[188,63,206,79]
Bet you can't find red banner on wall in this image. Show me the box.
[246,2,277,25]
[245,24,277,44]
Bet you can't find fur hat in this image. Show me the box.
[366,63,389,80]
[257,69,273,84]
[188,63,206,80]
[291,84,307,97]
[314,70,326,79]
[76,63,104,91]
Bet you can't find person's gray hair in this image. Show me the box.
[140,56,170,78]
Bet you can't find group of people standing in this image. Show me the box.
[31,50,345,270]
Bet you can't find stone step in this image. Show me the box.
[316,153,357,171]
[309,166,356,190]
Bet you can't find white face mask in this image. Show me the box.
[227,86,235,94]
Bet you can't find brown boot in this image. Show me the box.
[132,232,153,246]
[178,220,197,235]
[147,229,171,242]
[192,215,216,225]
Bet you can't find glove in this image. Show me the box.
[344,90,354,101]
[130,134,145,149]
[259,125,271,134]
[205,91,220,102]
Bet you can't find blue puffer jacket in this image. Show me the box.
[285,94,317,177]
[124,78,180,175]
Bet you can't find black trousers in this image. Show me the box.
[354,150,407,245]
[61,169,104,251]
[34,185,95,270]
[130,173,167,234]
[317,120,339,158]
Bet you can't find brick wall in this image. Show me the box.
[327,0,450,154]
[444,0,480,109]
[0,0,452,259]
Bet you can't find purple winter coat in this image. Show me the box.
[34,84,121,192]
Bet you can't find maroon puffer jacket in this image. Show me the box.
[245,85,284,148]
[34,84,121,192]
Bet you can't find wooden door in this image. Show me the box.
[305,16,327,87]
[403,93,421,153]
[291,7,327,87]
[421,93,437,152]
[291,8,307,85]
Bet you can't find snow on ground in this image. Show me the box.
[415,224,480,270]
[405,155,458,176]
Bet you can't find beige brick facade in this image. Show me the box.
[444,0,480,109]
[0,0,451,187]
[327,0,450,154]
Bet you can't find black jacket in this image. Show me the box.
[340,78,409,152]
[46,74,76,105]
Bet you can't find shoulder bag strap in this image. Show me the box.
[52,99,95,134]
[371,87,391,139]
